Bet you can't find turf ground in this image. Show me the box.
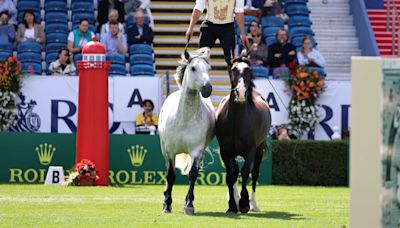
[0,185,348,227]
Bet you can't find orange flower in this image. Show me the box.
[317,80,324,88]
[299,81,305,87]
[309,82,315,88]
[299,72,308,78]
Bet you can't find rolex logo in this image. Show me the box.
[127,145,147,167]
[36,143,55,165]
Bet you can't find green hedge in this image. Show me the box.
[272,140,349,186]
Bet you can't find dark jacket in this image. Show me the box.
[267,42,296,68]
[127,24,154,45]
[97,0,125,29]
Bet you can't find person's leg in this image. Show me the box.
[199,22,218,49]
[218,23,236,69]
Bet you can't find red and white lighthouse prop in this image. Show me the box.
[76,40,110,186]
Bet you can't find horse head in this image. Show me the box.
[175,47,212,98]
[229,56,255,104]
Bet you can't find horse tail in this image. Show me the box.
[175,153,193,175]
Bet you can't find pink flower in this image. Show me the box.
[27,65,34,74]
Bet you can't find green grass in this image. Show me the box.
[0,185,348,227]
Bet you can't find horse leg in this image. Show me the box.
[163,159,176,213]
[225,157,239,213]
[239,150,255,214]
[250,143,265,212]
[184,156,201,215]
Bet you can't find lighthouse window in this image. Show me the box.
[96,55,101,61]
[89,56,94,61]
[83,56,88,61]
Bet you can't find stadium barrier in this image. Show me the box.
[0,132,272,185]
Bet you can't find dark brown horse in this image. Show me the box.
[216,57,271,214]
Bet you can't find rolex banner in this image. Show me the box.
[0,132,272,185]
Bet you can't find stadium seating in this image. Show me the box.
[17,52,42,64]
[251,66,269,78]
[288,15,312,28]
[261,16,284,28]
[0,44,13,53]
[17,41,42,53]
[130,54,153,66]
[130,64,155,76]
[106,54,126,65]
[0,52,11,61]
[46,43,67,54]
[263,27,281,38]
[71,2,95,13]
[21,62,42,75]
[45,23,69,34]
[290,26,314,39]
[285,4,310,16]
[45,1,68,13]
[129,44,153,55]
[266,36,277,45]
[45,52,58,75]
[109,64,127,76]
[45,12,68,24]
[46,33,68,44]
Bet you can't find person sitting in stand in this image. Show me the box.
[127,10,153,45]
[267,28,296,77]
[48,48,76,76]
[16,9,45,47]
[67,18,95,54]
[297,36,326,68]
[0,10,15,47]
[135,99,158,134]
[249,29,268,66]
[100,9,125,38]
[101,20,127,55]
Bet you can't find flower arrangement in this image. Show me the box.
[64,159,99,186]
[284,61,325,137]
[0,57,23,131]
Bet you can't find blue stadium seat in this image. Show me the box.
[46,33,68,44]
[18,10,41,24]
[261,16,284,28]
[290,26,314,39]
[288,15,312,28]
[21,62,42,75]
[45,1,68,13]
[74,53,82,65]
[130,54,153,65]
[130,64,154,76]
[72,13,96,25]
[284,0,308,7]
[45,12,68,24]
[266,36,277,46]
[285,4,310,16]
[262,27,280,38]
[0,52,11,61]
[46,43,67,54]
[129,44,153,55]
[71,0,93,3]
[17,52,42,64]
[244,15,258,26]
[71,2,95,13]
[251,66,269,78]
[109,64,127,76]
[106,54,126,65]
[46,53,58,75]
[17,41,42,53]
[17,1,40,12]
[45,23,68,34]
[0,44,13,53]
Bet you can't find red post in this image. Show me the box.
[76,40,110,186]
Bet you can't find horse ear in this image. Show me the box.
[199,47,211,60]
[184,49,190,61]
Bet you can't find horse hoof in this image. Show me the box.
[184,206,195,215]
[225,209,238,214]
[250,205,260,212]
[163,204,172,213]
[240,205,250,214]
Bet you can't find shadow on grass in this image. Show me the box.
[195,211,305,220]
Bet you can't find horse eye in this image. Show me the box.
[191,67,196,72]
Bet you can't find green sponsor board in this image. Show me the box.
[0,132,271,185]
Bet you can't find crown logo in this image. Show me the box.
[127,145,147,167]
[36,143,55,165]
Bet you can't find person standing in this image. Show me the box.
[185,0,247,69]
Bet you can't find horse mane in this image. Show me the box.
[231,56,255,104]
[175,49,209,88]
